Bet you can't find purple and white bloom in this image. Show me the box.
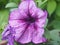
[2,0,47,45]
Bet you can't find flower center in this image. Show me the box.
[23,11,36,23]
[25,17,36,23]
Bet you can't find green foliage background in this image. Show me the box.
[0,0,60,45]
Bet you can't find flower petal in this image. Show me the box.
[2,25,14,45]
[17,30,31,44]
[14,24,27,41]
[29,1,37,16]
[18,1,28,14]
[9,20,26,27]
[7,35,14,45]
[16,24,34,44]
[19,0,37,17]
[37,9,47,19]
[32,37,46,44]
[2,25,10,40]
[10,9,27,20]
[32,28,46,44]
[36,19,46,28]
[35,10,47,28]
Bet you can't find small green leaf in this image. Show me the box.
[50,29,60,41]
[47,0,57,16]
[44,19,48,28]
[10,8,18,12]
[44,29,51,39]
[9,0,21,4]
[35,0,47,8]
[14,42,17,45]
[5,2,18,8]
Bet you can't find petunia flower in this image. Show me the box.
[2,25,14,45]
[2,0,47,45]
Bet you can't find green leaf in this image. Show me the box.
[55,3,60,17]
[44,19,48,28]
[35,0,47,8]
[9,0,21,4]
[50,41,59,45]
[0,9,9,30]
[10,8,18,12]
[44,29,51,39]
[50,29,60,41]
[5,2,18,8]
[40,2,47,9]
[14,42,17,45]
[52,20,60,29]
[27,43,33,45]
[47,0,57,16]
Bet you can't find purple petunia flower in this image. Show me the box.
[2,0,47,45]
